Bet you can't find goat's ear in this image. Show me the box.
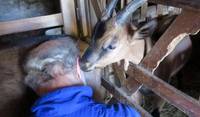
[132,20,157,40]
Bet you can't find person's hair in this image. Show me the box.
[24,37,79,90]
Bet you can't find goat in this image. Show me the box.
[81,0,153,71]
[81,0,192,114]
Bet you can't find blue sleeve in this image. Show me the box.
[32,86,140,117]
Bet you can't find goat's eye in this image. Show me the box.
[108,44,116,50]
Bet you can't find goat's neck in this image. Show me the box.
[145,37,153,53]
[122,38,146,71]
[120,36,153,71]
[129,39,146,63]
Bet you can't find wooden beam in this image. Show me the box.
[112,63,141,93]
[148,0,200,12]
[126,10,200,116]
[157,4,169,16]
[77,0,92,37]
[102,66,152,117]
[127,64,200,117]
[60,0,78,36]
[0,13,63,36]
[141,10,200,71]
[101,78,153,117]
[90,0,102,19]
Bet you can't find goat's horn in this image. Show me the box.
[115,0,147,26]
[101,0,119,21]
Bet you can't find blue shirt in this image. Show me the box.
[32,86,140,117]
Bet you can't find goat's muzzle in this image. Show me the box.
[80,59,95,72]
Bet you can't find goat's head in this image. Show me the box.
[81,0,157,71]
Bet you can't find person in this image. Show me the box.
[24,37,140,117]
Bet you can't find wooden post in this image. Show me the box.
[90,0,102,19]
[77,0,92,38]
[60,0,78,36]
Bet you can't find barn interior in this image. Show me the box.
[0,0,200,117]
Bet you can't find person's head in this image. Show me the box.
[24,37,83,95]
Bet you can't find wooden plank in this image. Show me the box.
[126,10,200,116]
[127,64,200,117]
[148,0,200,12]
[60,0,78,36]
[101,78,152,117]
[121,0,125,9]
[112,63,126,87]
[91,0,102,19]
[77,0,92,37]
[141,10,200,72]
[0,13,63,36]
[88,0,98,29]
[112,63,141,93]
[101,0,107,9]
[102,66,152,117]
[157,4,169,16]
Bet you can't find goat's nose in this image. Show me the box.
[80,61,93,72]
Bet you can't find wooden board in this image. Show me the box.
[126,10,200,116]
[141,10,200,71]
[77,0,92,37]
[0,45,37,117]
[0,13,63,36]
[60,0,78,36]
[127,64,200,117]
[90,0,102,19]
[149,0,200,12]
[102,71,152,117]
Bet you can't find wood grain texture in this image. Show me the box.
[0,13,63,36]
[141,10,200,71]
[126,10,200,116]
[60,0,78,36]
[149,0,200,12]
[127,64,200,117]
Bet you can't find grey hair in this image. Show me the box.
[24,37,79,90]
